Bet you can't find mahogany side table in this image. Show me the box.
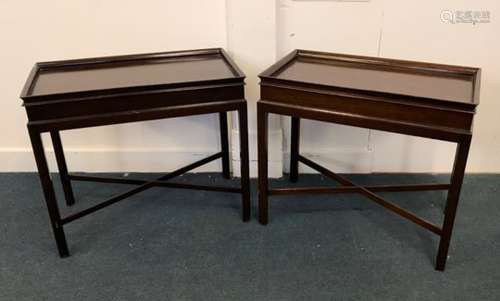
[21,48,250,257]
[257,49,480,271]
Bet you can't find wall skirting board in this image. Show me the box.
[0,129,284,177]
[0,148,226,174]
[1,143,486,176]
[282,149,374,174]
[231,129,283,178]
[1,130,372,177]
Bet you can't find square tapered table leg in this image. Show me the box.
[29,128,70,257]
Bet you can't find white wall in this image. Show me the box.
[278,0,382,173]
[278,0,500,174]
[0,0,228,172]
[1,0,499,175]
[226,0,283,178]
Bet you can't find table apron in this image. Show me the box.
[28,99,246,132]
[259,100,471,143]
[26,84,244,121]
[261,85,474,132]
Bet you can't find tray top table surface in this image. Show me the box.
[20,48,246,130]
[21,48,244,101]
[260,49,480,111]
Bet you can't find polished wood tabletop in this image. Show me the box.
[31,57,236,97]
[21,49,245,125]
[276,58,474,104]
[260,50,480,134]
[261,49,480,110]
[28,54,240,98]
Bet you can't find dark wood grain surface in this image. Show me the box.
[276,58,473,103]
[259,50,480,132]
[22,48,244,101]
[21,49,246,123]
[260,49,480,109]
[32,57,235,96]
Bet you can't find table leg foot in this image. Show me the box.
[435,136,471,271]
[29,128,71,257]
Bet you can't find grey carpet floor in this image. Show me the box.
[0,173,499,301]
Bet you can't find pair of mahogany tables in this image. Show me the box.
[21,48,480,271]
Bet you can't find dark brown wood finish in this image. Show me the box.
[219,112,231,179]
[289,117,300,183]
[50,131,75,206]
[258,49,480,271]
[21,48,250,256]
